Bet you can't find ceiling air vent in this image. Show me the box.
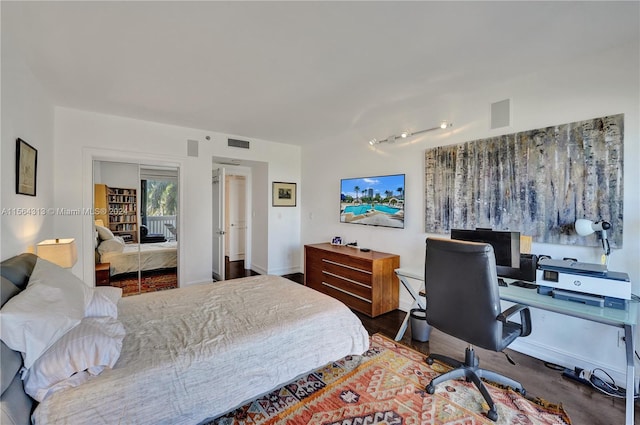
[228,138,250,149]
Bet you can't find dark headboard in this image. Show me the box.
[1,253,38,425]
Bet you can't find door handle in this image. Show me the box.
[217,230,226,235]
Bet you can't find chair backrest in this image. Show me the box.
[424,237,504,351]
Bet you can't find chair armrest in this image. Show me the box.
[497,304,532,337]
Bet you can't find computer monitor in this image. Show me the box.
[450,229,521,278]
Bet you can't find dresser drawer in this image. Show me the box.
[96,276,110,286]
[321,259,372,285]
[320,282,373,316]
[320,250,373,272]
[321,270,372,300]
[95,263,110,287]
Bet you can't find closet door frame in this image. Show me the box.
[83,148,184,288]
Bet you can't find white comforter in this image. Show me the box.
[33,275,369,424]
[100,241,177,276]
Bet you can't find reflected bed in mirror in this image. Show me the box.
[98,241,177,276]
[97,240,178,296]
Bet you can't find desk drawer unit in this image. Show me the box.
[304,243,400,317]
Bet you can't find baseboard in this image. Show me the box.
[250,264,268,275]
[269,266,301,276]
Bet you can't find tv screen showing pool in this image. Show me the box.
[340,174,405,228]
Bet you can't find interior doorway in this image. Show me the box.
[226,174,247,262]
[212,158,259,280]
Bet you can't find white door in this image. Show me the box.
[227,175,247,261]
[212,168,226,281]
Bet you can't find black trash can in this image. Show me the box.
[410,308,431,342]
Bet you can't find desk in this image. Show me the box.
[394,267,638,425]
[394,268,426,341]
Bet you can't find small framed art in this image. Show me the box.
[16,138,37,196]
[272,182,296,207]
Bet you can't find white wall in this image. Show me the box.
[94,161,139,189]
[268,149,302,275]
[301,41,640,384]
[52,108,301,285]
[0,20,55,259]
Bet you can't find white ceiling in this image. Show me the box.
[3,1,638,146]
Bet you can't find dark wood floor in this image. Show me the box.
[223,258,259,279]
[227,263,637,424]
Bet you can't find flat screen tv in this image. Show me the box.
[340,174,405,228]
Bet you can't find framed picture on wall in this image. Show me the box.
[15,138,37,196]
[272,182,296,207]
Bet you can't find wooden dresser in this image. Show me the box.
[304,243,400,317]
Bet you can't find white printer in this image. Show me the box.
[536,258,631,309]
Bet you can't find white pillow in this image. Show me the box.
[0,258,94,368]
[95,225,114,241]
[94,286,122,306]
[97,238,125,255]
[23,317,126,402]
[85,287,122,319]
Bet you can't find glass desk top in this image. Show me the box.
[499,284,638,327]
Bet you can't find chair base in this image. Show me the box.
[425,347,525,422]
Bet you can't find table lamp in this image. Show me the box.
[36,238,78,268]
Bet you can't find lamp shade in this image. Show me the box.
[575,219,596,236]
[575,219,611,237]
[37,238,78,268]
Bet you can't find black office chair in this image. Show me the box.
[423,237,532,421]
[139,224,167,244]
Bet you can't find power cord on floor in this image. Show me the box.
[563,367,639,399]
[588,368,639,399]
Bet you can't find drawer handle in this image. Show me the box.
[322,259,372,275]
[322,282,372,303]
[322,271,371,289]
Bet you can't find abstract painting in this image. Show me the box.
[425,114,624,247]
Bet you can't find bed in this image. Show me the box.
[0,253,369,425]
[95,224,177,276]
[99,241,177,276]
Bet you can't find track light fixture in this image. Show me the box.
[368,121,452,145]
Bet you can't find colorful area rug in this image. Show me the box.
[206,334,570,425]
[110,268,177,296]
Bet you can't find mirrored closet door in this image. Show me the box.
[93,160,179,296]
